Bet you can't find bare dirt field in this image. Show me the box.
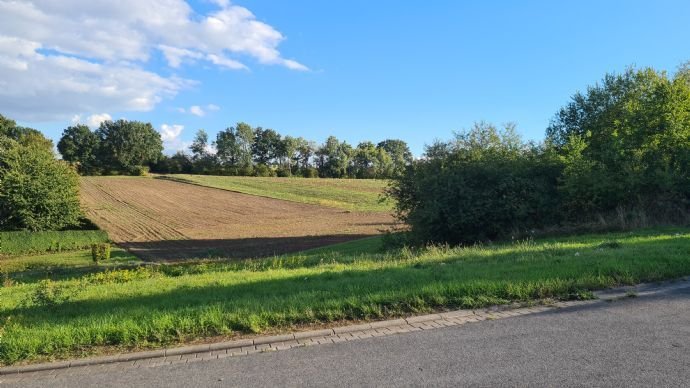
[80,177,395,260]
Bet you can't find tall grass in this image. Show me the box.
[0,228,689,365]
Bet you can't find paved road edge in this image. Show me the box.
[1,276,688,376]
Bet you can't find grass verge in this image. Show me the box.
[157,174,391,212]
[0,227,689,365]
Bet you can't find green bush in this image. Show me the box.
[91,243,111,262]
[388,122,562,245]
[0,230,108,256]
[30,279,77,307]
[0,139,83,231]
[302,167,319,178]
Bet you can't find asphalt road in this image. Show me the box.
[7,286,690,387]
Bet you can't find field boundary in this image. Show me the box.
[2,276,687,377]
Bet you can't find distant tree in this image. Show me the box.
[57,124,100,174]
[215,127,241,166]
[316,136,352,178]
[376,139,413,176]
[374,147,394,178]
[215,123,255,174]
[189,129,218,173]
[95,120,163,174]
[353,141,378,178]
[295,138,315,171]
[190,129,210,160]
[252,128,282,165]
[0,137,82,231]
[280,135,300,173]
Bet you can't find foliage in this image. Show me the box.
[0,230,108,256]
[57,125,99,174]
[91,243,111,262]
[388,122,562,244]
[28,279,77,307]
[0,114,53,151]
[1,228,689,364]
[95,120,163,174]
[0,138,82,231]
[390,63,690,246]
[547,65,690,220]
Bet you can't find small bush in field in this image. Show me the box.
[84,267,156,285]
[91,243,111,262]
[31,279,77,307]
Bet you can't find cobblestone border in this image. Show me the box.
[1,276,687,381]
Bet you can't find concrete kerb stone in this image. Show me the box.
[0,361,72,375]
[208,338,253,351]
[164,344,211,358]
[293,329,335,340]
[332,323,373,334]
[405,313,443,324]
[370,318,407,329]
[253,334,295,346]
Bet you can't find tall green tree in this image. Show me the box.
[95,120,163,173]
[316,136,352,178]
[376,139,413,176]
[252,128,282,165]
[57,124,100,174]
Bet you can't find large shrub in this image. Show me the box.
[0,138,82,231]
[547,66,690,221]
[388,123,562,245]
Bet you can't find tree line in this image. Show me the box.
[388,63,690,245]
[57,121,413,179]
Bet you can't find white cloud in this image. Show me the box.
[189,105,205,117]
[178,104,220,117]
[159,123,188,153]
[71,113,112,129]
[0,0,306,121]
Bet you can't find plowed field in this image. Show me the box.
[80,177,395,260]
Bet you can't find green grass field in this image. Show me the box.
[158,175,392,212]
[1,228,689,365]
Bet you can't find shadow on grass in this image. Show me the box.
[119,234,379,261]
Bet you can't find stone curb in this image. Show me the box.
[2,277,687,376]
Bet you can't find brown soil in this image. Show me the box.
[80,177,395,260]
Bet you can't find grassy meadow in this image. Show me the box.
[158,174,392,212]
[1,228,690,365]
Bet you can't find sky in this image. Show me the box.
[1,0,689,156]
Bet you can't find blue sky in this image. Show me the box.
[2,0,690,156]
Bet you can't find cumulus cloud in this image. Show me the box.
[0,0,306,121]
[159,123,188,153]
[71,113,113,129]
